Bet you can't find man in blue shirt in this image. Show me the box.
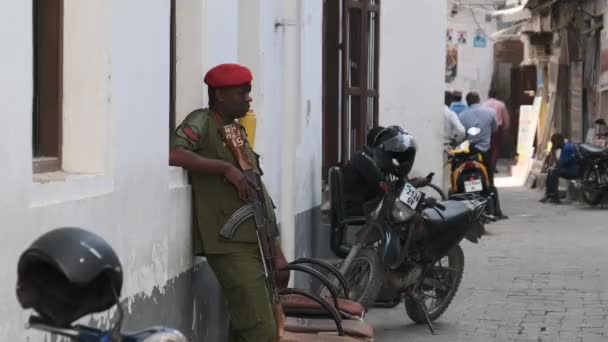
[459,92,507,219]
[450,91,468,114]
[540,133,579,204]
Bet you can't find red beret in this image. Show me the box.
[204,63,253,88]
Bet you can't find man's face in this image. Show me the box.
[217,85,252,119]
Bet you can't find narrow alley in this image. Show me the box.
[368,185,608,342]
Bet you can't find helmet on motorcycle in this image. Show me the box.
[372,125,417,177]
[17,227,123,327]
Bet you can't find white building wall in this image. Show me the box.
[0,0,323,339]
[446,5,498,101]
[379,0,447,181]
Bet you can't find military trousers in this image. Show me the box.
[206,245,276,342]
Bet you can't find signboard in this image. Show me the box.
[473,30,487,48]
[517,97,541,161]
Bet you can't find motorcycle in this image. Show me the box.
[334,171,488,334]
[572,143,608,206]
[447,127,497,219]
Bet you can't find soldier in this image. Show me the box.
[169,63,277,342]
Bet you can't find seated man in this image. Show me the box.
[341,126,385,217]
[540,133,579,204]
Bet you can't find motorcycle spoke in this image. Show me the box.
[421,292,439,300]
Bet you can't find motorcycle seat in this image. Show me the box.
[579,143,606,156]
[422,200,472,235]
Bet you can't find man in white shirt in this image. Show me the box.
[444,91,466,146]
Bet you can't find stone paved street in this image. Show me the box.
[366,185,608,342]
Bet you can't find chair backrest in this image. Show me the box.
[328,166,346,228]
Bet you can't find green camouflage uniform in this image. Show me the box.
[171,108,276,342]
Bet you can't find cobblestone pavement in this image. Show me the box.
[366,186,608,342]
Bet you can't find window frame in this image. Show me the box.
[32,0,64,173]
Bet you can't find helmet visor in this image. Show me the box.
[381,133,416,153]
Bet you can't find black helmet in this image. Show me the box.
[17,227,123,327]
[372,125,417,177]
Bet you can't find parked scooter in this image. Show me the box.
[17,227,188,342]
[447,127,498,220]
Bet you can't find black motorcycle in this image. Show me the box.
[573,143,608,206]
[330,174,487,334]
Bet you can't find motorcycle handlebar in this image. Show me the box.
[27,316,80,339]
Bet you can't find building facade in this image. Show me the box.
[0,0,448,340]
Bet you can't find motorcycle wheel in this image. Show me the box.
[404,244,464,323]
[342,247,384,310]
[581,166,602,206]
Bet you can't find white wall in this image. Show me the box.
[0,1,192,340]
[237,0,324,261]
[0,0,324,338]
[446,6,498,100]
[379,0,447,180]
[295,0,324,214]
[0,0,322,341]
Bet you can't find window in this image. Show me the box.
[322,0,380,179]
[32,0,63,173]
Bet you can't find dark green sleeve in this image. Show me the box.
[171,110,207,151]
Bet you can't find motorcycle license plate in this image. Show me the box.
[399,183,422,209]
[464,179,483,192]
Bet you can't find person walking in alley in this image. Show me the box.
[169,63,279,342]
[459,92,507,219]
[444,91,466,147]
[449,91,468,115]
[484,90,511,173]
[540,133,579,204]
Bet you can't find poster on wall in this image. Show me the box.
[599,29,608,91]
[473,30,487,48]
[446,28,454,43]
[446,44,458,83]
[457,31,468,45]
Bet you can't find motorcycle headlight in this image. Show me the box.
[392,198,415,223]
[142,330,189,342]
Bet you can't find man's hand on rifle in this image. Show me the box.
[224,165,260,201]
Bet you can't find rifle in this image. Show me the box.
[218,123,285,339]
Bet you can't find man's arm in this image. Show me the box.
[450,111,466,143]
[170,111,252,200]
[490,109,498,133]
[501,103,511,131]
[170,146,230,175]
[170,147,251,200]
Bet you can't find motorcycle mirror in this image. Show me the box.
[467,127,481,136]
